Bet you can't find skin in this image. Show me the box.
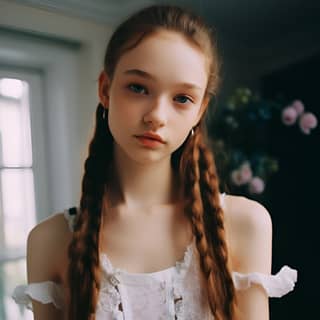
[27,30,272,320]
[99,30,208,208]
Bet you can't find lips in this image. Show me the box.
[135,132,165,143]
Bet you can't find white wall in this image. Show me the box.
[0,0,112,218]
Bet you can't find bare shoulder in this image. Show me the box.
[27,212,72,284]
[223,194,272,237]
[223,194,272,274]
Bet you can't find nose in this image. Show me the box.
[143,97,167,129]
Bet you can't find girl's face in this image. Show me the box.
[100,30,208,164]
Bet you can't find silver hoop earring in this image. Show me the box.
[191,128,194,136]
[102,108,106,120]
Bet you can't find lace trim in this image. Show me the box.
[100,240,193,283]
[232,265,298,297]
[11,281,65,311]
[96,277,123,319]
[99,240,194,318]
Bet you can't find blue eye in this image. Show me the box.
[175,95,192,104]
[128,84,147,94]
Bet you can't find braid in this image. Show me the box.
[180,125,238,320]
[67,104,113,320]
[198,132,239,319]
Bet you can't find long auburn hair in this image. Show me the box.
[67,4,238,320]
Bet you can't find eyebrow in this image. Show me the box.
[123,69,202,91]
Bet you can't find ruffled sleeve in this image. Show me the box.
[232,265,297,298]
[11,281,65,311]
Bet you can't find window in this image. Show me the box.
[0,74,42,319]
[0,25,82,319]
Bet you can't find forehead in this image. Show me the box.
[113,30,208,89]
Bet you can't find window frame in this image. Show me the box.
[0,69,49,252]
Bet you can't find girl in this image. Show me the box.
[12,5,297,320]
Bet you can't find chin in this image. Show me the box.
[114,141,168,165]
[128,150,171,165]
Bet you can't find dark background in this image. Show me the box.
[261,54,320,319]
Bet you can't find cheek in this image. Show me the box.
[177,109,199,130]
[169,116,195,146]
[109,94,140,126]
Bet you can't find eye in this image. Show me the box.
[127,83,148,95]
[174,95,193,104]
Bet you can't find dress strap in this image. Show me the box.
[219,192,226,209]
[63,207,78,232]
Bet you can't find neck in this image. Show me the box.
[107,144,182,210]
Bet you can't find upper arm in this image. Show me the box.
[225,195,272,320]
[27,213,69,320]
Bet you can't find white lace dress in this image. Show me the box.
[12,194,298,320]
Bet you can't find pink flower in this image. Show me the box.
[230,162,253,186]
[231,170,244,186]
[299,112,318,134]
[292,100,305,115]
[248,177,265,194]
[281,106,298,125]
[239,162,253,184]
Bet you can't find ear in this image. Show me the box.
[98,70,111,108]
[193,95,209,126]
